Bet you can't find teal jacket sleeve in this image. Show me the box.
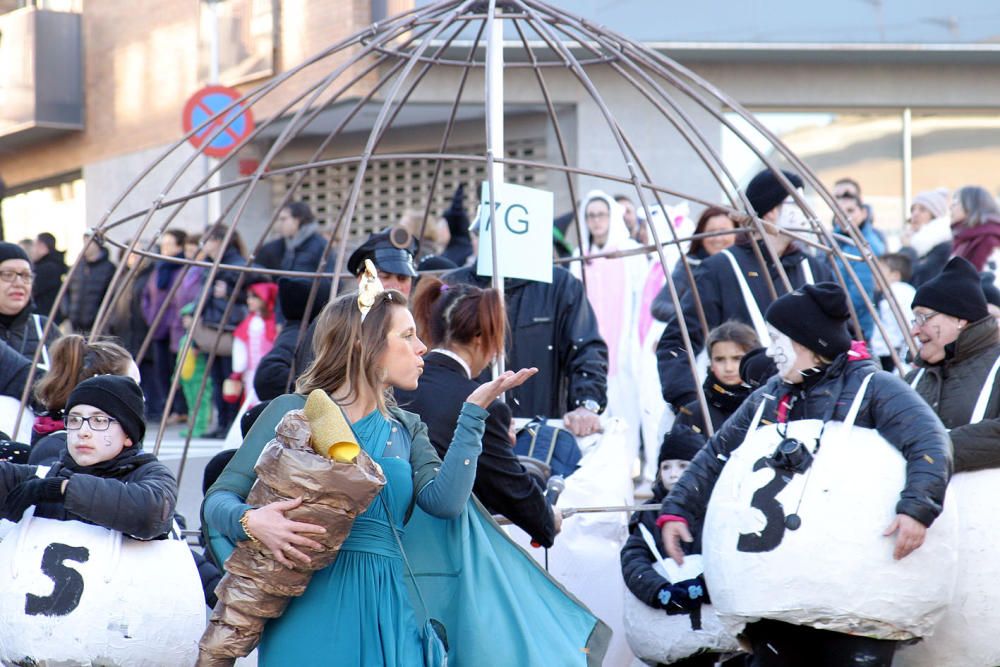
[413,402,488,519]
[201,393,305,564]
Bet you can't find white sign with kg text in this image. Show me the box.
[476,181,554,283]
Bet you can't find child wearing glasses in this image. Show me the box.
[0,375,177,540]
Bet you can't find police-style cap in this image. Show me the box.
[346,228,417,278]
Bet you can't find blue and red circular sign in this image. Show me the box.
[182,85,255,158]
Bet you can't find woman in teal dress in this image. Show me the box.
[202,276,536,667]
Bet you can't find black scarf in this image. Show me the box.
[155,253,184,290]
[702,371,751,416]
[58,446,158,480]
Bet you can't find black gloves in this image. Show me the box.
[656,575,710,615]
[4,476,66,522]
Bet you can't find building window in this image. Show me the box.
[199,0,276,86]
[270,137,547,241]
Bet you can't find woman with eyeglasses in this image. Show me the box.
[0,241,61,437]
[659,282,951,667]
[906,257,1000,473]
[0,374,176,539]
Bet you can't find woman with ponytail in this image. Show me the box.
[28,334,138,464]
[396,277,561,547]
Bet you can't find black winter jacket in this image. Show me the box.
[396,352,557,547]
[906,316,1000,473]
[31,249,67,320]
[0,337,30,400]
[0,305,58,364]
[256,231,328,273]
[0,449,177,540]
[107,262,153,358]
[673,372,752,437]
[650,250,707,324]
[657,241,831,408]
[200,245,248,332]
[254,321,307,401]
[621,478,707,611]
[0,306,59,403]
[661,354,952,529]
[911,241,951,288]
[64,248,115,333]
[444,266,608,418]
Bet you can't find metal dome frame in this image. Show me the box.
[15,0,911,489]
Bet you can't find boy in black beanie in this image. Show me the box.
[0,375,177,539]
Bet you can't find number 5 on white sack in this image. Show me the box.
[0,510,205,666]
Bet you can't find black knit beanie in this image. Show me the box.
[659,425,704,464]
[66,375,146,445]
[912,257,989,322]
[0,241,31,266]
[745,169,804,217]
[765,282,853,357]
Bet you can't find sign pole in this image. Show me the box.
[206,0,222,227]
[485,0,505,379]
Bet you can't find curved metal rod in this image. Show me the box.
[516,0,717,434]
[158,10,455,469]
[146,7,442,463]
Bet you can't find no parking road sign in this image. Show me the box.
[182,85,255,158]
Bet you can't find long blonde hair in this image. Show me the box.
[296,289,408,414]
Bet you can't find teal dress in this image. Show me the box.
[259,410,423,665]
[203,397,611,666]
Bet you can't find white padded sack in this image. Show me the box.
[703,375,958,640]
[0,396,34,444]
[506,417,636,665]
[623,550,739,663]
[896,470,1000,667]
[0,514,205,666]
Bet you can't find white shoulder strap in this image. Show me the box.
[720,249,769,344]
[909,368,925,389]
[844,373,876,429]
[970,354,1000,424]
[746,396,769,434]
[799,258,815,285]
[32,315,50,372]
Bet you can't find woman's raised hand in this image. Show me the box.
[466,367,539,409]
[244,496,327,568]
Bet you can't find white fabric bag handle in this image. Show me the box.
[799,258,815,285]
[720,249,769,344]
[970,354,1000,424]
[908,353,1000,424]
[32,315,50,372]
[746,396,769,434]
[844,373,875,430]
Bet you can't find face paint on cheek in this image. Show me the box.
[102,435,114,448]
[767,328,796,378]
